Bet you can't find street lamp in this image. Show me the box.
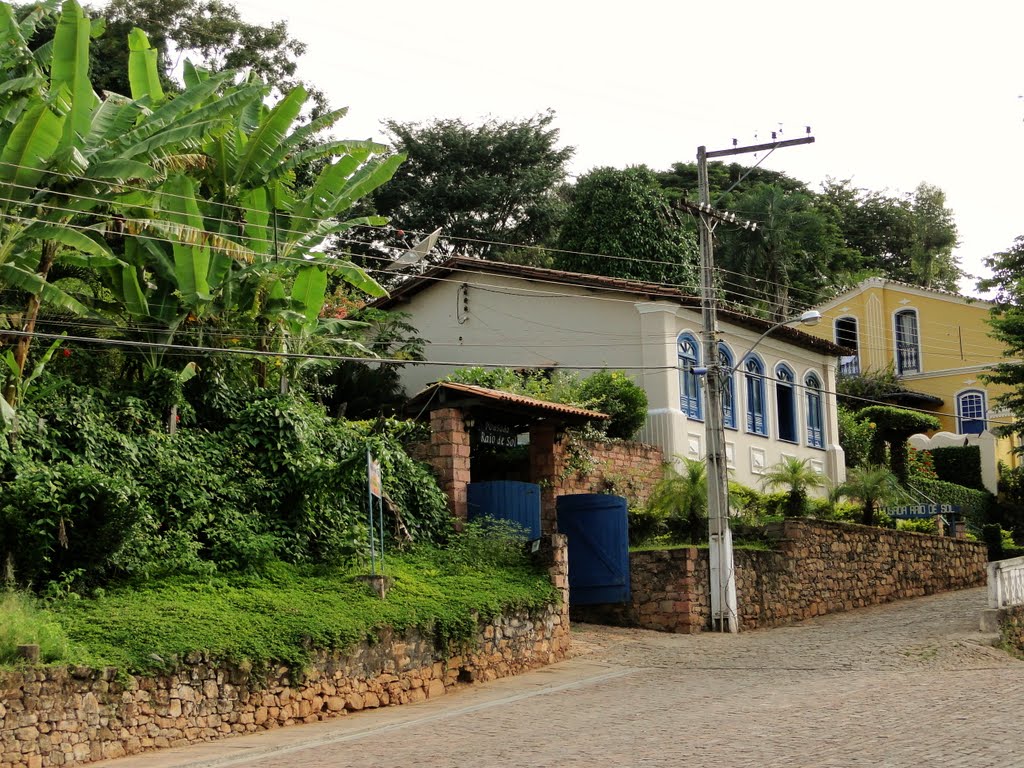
[702,309,822,633]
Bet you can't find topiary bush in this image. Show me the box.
[931,446,985,491]
[858,405,941,482]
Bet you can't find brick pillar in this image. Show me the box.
[428,407,471,522]
[530,422,560,534]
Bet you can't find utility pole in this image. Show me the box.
[696,134,815,633]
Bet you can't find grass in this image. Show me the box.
[0,591,75,665]
[2,548,558,676]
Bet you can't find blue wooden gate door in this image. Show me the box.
[467,481,542,540]
[556,494,630,605]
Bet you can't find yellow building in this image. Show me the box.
[809,277,1021,485]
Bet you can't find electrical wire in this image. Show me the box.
[2,327,1016,429]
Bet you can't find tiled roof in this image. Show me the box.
[406,381,609,421]
[374,257,847,357]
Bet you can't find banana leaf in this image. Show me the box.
[127,28,163,103]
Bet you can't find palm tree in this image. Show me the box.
[838,464,902,526]
[760,456,825,518]
[647,456,707,543]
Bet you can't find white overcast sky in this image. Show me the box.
[233,1,1022,296]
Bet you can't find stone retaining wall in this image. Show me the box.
[575,519,988,633]
[0,536,569,768]
[999,605,1024,654]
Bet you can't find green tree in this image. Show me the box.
[907,183,960,289]
[85,0,311,99]
[0,2,257,399]
[716,183,856,320]
[819,179,961,291]
[366,112,573,262]
[839,464,902,526]
[655,160,809,201]
[553,166,698,287]
[760,456,825,517]
[979,236,1024,442]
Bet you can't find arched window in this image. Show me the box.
[957,390,986,435]
[835,316,860,376]
[678,333,702,420]
[805,372,824,448]
[895,309,921,374]
[719,342,736,429]
[775,364,797,443]
[744,355,767,436]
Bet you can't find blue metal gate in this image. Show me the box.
[556,494,630,605]
[467,481,541,540]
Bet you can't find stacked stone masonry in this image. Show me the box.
[574,519,988,633]
[0,535,570,768]
[999,605,1024,654]
[538,438,664,535]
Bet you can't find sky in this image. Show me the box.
[234,0,1023,297]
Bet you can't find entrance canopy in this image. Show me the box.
[405,381,609,432]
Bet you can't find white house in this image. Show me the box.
[374,258,847,488]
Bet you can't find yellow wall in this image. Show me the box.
[809,279,1013,439]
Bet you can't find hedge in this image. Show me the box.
[930,446,985,491]
[913,477,994,525]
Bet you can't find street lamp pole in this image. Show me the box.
[695,134,816,633]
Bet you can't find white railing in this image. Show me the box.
[987,556,1024,609]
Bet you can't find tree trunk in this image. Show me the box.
[5,241,58,406]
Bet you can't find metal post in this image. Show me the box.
[367,448,377,575]
[697,146,738,633]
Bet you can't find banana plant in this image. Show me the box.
[0,0,261,395]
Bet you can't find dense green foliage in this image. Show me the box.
[553,166,698,287]
[929,446,985,491]
[912,477,994,527]
[365,112,572,263]
[839,464,904,526]
[821,180,961,291]
[645,457,708,544]
[858,405,941,482]
[574,370,648,440]
[981,236,1024,445]
[0,378,451,590]
[836,366,907,411]
[837,406,876,468]
[2,538,557,672]
[714,183,856,321]
[0,591,74,665]
[759,456,825,517]
[445,367,646,440]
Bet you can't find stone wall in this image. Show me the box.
[537,437,664,534]
[1000,605,1024,654]
[0,536,569,768]
[574,519,988,633]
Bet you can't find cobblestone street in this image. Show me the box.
[95,587,1024,768]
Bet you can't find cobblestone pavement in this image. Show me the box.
[96,587,1024,768]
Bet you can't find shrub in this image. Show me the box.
[628,505,665,546]
[913,477,994,526]
[858,405,941,482]
[907,447,938,481]
[931,446,984,491]
[576,371,648,440]
[648,457,707,544]
[897,518,939,535]
[440,519,531,572]
[838,406,875,468]
[0,461,147,588]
